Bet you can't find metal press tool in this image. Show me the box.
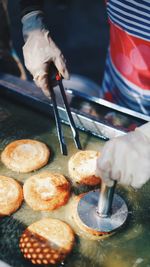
[76,181,128,235]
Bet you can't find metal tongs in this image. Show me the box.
[48,66,82,155]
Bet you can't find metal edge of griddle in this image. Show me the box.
[65,88,150,122]
[0,73,149,140]
[0,86,124,140]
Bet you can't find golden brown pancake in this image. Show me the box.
[68,150,101,185]
[0,175,23,216]
[19,218,75,265]
[1,139,50,173]
[23,171,70,211]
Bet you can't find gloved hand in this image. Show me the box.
[96,122,150,189]
[22,11,69,97]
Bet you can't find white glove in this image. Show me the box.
[22,11,69,97]
[96,122,150,189]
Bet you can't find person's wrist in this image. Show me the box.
[22,10,46,41]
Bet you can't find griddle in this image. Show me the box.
[0,73,150,267]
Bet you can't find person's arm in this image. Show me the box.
[20,0,69,97]
[96,122,150,189]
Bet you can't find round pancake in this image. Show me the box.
[19,218,75,265]
[0,175,23,216]
[23,171,70,211]
[68,150,101,185]
[1,139,50,173]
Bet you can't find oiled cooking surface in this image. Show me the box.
[0,97,149,267]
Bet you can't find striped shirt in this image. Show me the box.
[101,0,150,115]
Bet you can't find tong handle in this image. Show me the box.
[49,63,82,152]
[50,87,67,155]
[48,66,67,155]
[49,64,60,87]
[58,78,82,150]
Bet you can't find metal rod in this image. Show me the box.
[47,65,81,155]
[50,85,67,155]
[97,181,116,217]
[58,79,82,150]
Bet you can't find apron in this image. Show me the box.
[101,0,150,115]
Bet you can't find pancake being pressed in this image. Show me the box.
[68,150,101,185]
[1,139,50,173]
[23,171,70,211]
[0,175,23,216]
[19,218,75,265]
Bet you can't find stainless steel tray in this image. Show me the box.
[0,73,149,141]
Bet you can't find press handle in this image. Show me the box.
[97,181,116,217]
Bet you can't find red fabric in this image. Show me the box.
[109,22,150,90]
[104,92,113,102]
